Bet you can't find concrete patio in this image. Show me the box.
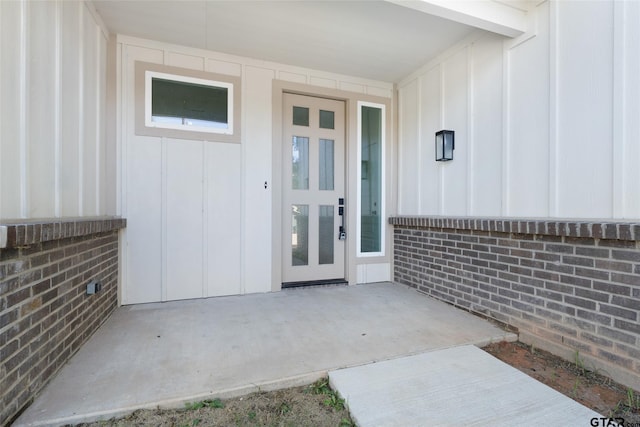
[15,282,515,426]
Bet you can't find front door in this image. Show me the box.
[282,93,346,284]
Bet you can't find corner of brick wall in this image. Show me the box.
[390,216,640,391]
[0,217,125,426]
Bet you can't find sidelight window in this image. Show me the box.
[357,102,385,256]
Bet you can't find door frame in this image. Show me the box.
[271,80,393,291]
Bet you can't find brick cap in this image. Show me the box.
[0,217,126,248]
[389,216,640,241]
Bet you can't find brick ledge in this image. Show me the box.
[389,216,640,241]
[0,217,126,248]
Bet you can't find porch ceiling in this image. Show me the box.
[91,1,520,82]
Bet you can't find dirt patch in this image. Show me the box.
[74,341,640,427]
[483,341,640,424]
[73,379,353,427]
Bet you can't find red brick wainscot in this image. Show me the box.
[0,217,126,426]
[390,216,640,391]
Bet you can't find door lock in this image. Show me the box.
[338,198,346,240]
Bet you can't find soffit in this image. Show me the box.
[92,0,487,82]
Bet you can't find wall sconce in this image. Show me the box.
[435,130,454,161]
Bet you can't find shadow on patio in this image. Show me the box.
[15,282,515,426]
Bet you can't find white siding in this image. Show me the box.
[243,65,275,294]
[441,48,468,216]
[418,67,441,215]
[471,34,503,215]
[118,36,393,303]
[397,0,640,220]
[555,1,613,218]
[0,0,111,221]
[398,79,419,213]
[506,5,549,217]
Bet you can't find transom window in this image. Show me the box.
[145,71,234,135]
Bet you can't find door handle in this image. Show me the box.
[338,198,346,240]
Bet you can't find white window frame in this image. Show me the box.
[357,101,386,258]
[144,70,234,135]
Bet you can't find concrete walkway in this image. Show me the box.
[330,345,602,426]
[16,283,514,426]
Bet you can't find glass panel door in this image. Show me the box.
[282,93,345,284]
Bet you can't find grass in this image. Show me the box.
[574,350,586,375]
[156,378,354,427]
[184,398,225,410]
[308,378,354,427]
[627,388,640,411]
[309,378,347,411]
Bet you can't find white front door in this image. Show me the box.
[282,93,346,284]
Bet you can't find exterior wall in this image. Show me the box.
[0,218,125,426]
[391,216,640,391]
[117,36,395,304]
[396,0,640,219]
[0,0,115,221]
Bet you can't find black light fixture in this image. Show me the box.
[435,130,454,161]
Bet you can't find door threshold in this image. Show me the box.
[282,279,348,289]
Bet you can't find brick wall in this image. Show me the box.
[390,216,640,391]
[0,218,125,426]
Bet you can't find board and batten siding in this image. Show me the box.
[397,0,640,220]
[117,35,393,304]
[0,0,114,220]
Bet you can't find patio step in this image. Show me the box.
[329,345,602,427]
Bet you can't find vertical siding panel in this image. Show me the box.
[507,2,550,217]
[60,1,81,217]
[165,140,204,301]
[0,0,24,219]
[398,79,419,214]
[472,35,503,216]
[418,68,440,215]
[19,0,27,218]
[243,65,275,294]
[556,1,613,218]
[612,1,625,217]
[82,6,97,216]
[0,0,3,219]
[54,1,61,216]
[27,0,57,218]
[206,143,242,296]
[77,2,84,215]
[441,48,468,216]
[105,36,118,215]
[121,45,164,304]
[623,2,640,218]
[97,32,107,214]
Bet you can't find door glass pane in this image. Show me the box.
[293,106,309,126]
[292,205,309,266]
[319,205,334,265]
[319,110,334,129]
[292,136,309,189]
[319,139,334,191]
[361,106,382,253]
